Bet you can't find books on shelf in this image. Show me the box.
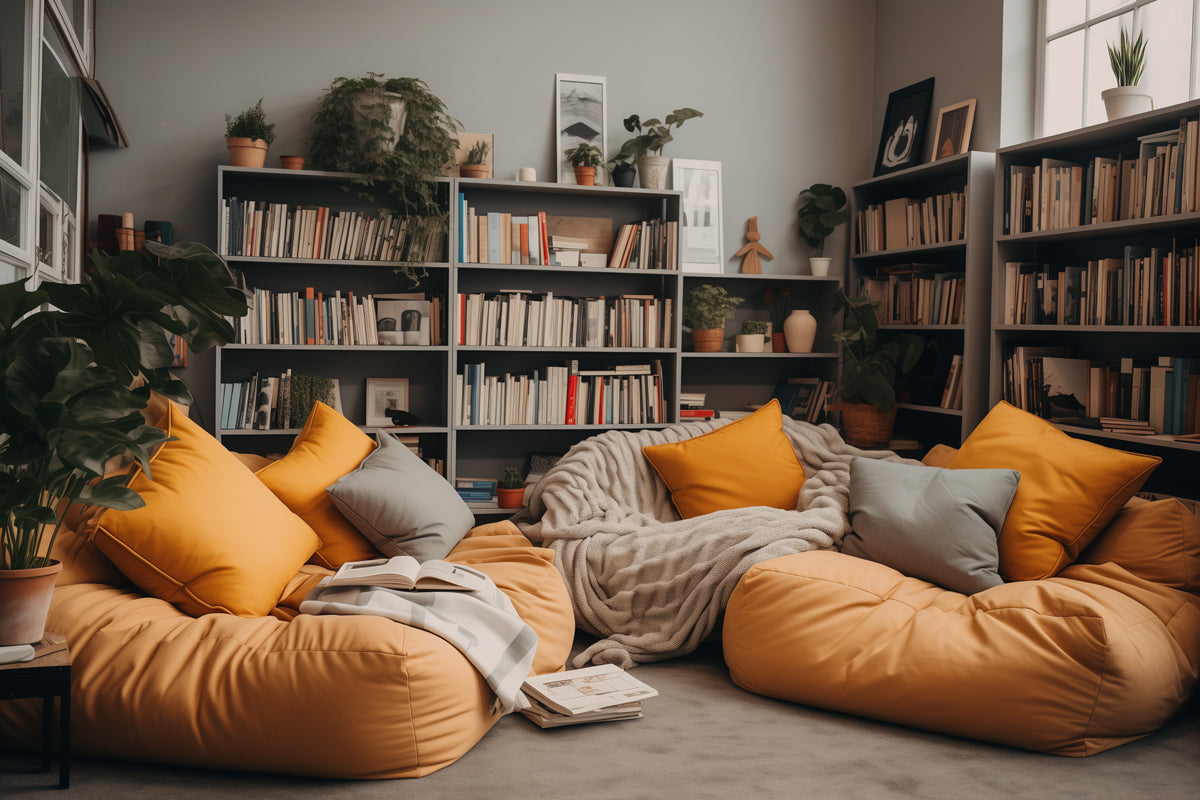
[325,556,491,592]
[236,288,444,347]
[520,664,657,723]
[455,477,497,502]
[855,188,967,254]
[221,372,343,431]
[940,353,964,410]
[455,290,673,349]
[858,263,966,325]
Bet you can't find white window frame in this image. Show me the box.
[1036,0,1200,136]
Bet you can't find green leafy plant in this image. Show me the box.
[499,466,524,490]
[832,288,924,412]
[1107,25,1148,87]
[619,108,703,161]
[740,319,770,336]
[225,97,277,145]
[307,74,461,282]
[797,183,849,257]
[683,284,744,330]
[462,139,490,166]
[0,241,249,570]
[564,142,604,168]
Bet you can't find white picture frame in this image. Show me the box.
[555,73,606,185]
[365,378,410,427]
[672,159,724,274]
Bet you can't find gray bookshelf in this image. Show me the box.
[991,100,1200,499]
[850,150,996,450]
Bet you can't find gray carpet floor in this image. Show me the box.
[2,638,1197,799]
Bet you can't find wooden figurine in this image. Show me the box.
[734,216,773,274]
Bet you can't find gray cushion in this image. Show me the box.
[842,457,1020,595]
[326,432,474,562]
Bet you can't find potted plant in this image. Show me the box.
[497,466,525,509]
[607,148,637,188]
[830,288,924,447]
[797,183,849,276]
[620,108,703,189]
[1102,25,1151,120]
[564,142,604,186]
[459,139,490,179]
[0,240,248,645]
[683,283,744,352]
[736,319,771,353]
[225,97,277,168]
[763,286,794,352]
[307,73,461,282]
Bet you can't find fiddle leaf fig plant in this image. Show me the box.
[832,288,923,413]
[0,241,248,570]
[797,183,849,257]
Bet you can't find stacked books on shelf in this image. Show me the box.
[855,189,967,254]
[236,289,444,346]
[607,218,678,270]
[1002,242,1198,327]
[456,291,673,349]
[768,377,832,424]
[519,663,658,729]
[220,198,444,262]
[1001,350,1199,436]
[679,391,713,422]
[454,477,497,504]
[857,264,966,325]
[457,361,665,426]
[1003,115,1200,235]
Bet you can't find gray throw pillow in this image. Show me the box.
[842,457,1020,595]
[326,432,475,562]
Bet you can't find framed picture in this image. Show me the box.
[375,293,431,346]
[931,98,977,160]
[672,159,723,274]
[365,378,410,427]
[555,73,606,185]
[873,77,935,176]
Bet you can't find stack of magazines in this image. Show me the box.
[519,664,658,728]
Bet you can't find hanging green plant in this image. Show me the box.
[308,73,461,283]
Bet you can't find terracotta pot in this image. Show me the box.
[460,164,489,179]
[573,166,596,186]
[833,403,897,448]
[0,560,63,646]
[279,155,305,170]
[226,137,268,168]
[771,332,787,353]
[691,328,725,352]
[497,487,525,509]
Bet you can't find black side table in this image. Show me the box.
[0,638,71,789]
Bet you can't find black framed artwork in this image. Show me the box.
[873,77,935,176]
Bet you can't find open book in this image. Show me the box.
[325,556,491,592]
[521,663,658,717]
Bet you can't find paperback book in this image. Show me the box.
[520,663,658,717]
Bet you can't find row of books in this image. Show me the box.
[219,371,342,432]
[1001,349,1199,436]
[857,264,967,326]
[219,197,445,262]
[855,190,967,254]
[235,289,443,347]
[1002,241,1199,327]
[1003,115,1200,234]
[453,477,497,503]
[607,218,678,270]
[456,361,665,427]
[456,291,674,349]
[771,377,834,424]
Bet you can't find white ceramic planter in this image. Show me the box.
[809,257,832,277]
[735,333,769,353]
[1101,86,1153,121]
[638,156,670,189]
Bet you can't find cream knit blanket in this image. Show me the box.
[517,417,915,669]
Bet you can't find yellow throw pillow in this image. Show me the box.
[1078,497,1200,592]
[90,403,321,617]
[255,401,380,567]
[946,401,1160,581]
[642,400,806,519]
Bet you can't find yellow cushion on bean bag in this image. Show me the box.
[256,401,380,568]
[1079,496,1200,592]
[90,403,320,617]
[947,401,1160,581]
[642,400,806,519]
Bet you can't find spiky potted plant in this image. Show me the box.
[0,241,248,645]
[225,97,277,168]
[459,139,490,179]
[497,466,525,509]
[1101,25,1151,120]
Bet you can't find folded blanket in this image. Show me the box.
[517,417,914,668]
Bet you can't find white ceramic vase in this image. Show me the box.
[783,309,817,354]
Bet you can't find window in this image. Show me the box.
[1039,0,1200,136]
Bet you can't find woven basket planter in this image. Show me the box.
[691,328,724,352]
[832,403,897,447]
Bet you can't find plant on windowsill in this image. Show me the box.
[564,142,604,186]
[830,288,924,447]
[620,108,703,189]
[797,183,849,276]
[225,97,277,168]
[497,466,525,509]
[307,73,462,284]
[1101,25,1151,120]
[0,240,248,645]
[459,139,490,179]
[683,283,744,353]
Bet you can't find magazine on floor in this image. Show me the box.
[521,663,658,717]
